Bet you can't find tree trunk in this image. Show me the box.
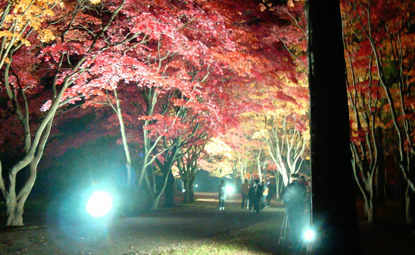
[113,88,133,188]
[240,165,245,183]
[307,0,360,254]
[363,191,374,223]
[274,172,281,201]
[189,173,196,202]
[152,170,171,209]
[6,191,20,226]
[5,164,36,226]
[376,127,385,206]
[257,150,262,182]
[164,171,175,208]
[183,178,191,203]
[4,118,52,226]
[188,183,194,202]
[405,185,414,224]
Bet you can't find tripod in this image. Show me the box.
[277,211,314,255]
[277,212,288,248]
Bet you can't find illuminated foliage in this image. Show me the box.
[0,0,140,226]
[0,0,310,222]
[342,0,415,222]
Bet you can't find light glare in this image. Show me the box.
[225,185,235,195]
[86,191,113,218]
[303,228,316,243]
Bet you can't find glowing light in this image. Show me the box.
[303,228,316,243]
[225,185,235,195]
[86,191,113,218]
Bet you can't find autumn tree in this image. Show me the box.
[0,0,65,226]
[341,6,387,223]
[70,0,243,210]
[342,0,415,223]
[96,0,310,208]
[177,130,209,203]
[0,0,139,226]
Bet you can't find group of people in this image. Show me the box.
[240,179,272,213]
[218,178,273,213]
[218,173,311,246]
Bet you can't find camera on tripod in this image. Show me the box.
[277,212,316,253]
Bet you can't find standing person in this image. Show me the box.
[266,180,273,207]
[299,175,311,219]
[299,175,308,187]
[248,180,255,212]
[241,179,249,209]
[281,173,307,246]
[303,176,312,230]
[262,180,269,208]
[218,180,225,211]
[254,179,263,213]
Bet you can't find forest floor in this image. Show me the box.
[0,193,414,255]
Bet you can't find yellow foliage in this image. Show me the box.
[37,28,55,43]
[1,0,63,48]
[205,137,234,160]
[89,0,102,5]
[0,30,31,46]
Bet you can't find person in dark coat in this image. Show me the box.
[266,180,273,207]
[218,180,225,211]
[241,179,250,209]
[248,180,255,212]
[254,179,263,213]
[281,173,307,245]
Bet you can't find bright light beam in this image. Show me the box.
[225,185,235,195]
[303,228,316,243]
[86,191,113,218]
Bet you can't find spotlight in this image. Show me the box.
[86,191,113,218]
[225,185,235,195]
[302,228,316,243]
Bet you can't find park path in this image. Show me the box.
[0,193,285,255]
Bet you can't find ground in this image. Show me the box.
[0,193,414,255]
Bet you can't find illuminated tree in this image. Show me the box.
[0,0,136,226]
[342,0,415,223]
[1,0,312,224]
[200,136,238,179]
[342,7,386,223]
[177,131,209,203]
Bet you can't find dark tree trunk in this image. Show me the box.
[183,178,191,203]
[189,183,194,202]
[163,171,175,208]
[405,185,415,224]
[376,127,386,206]
[189,173,196,202]
[307,0,360,254]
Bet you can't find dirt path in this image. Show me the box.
[2,194,413,255]
[0,195,284,255]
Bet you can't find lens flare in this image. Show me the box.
[303,228,316,243]
[225,185,235,195]
[86,191,113,218]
